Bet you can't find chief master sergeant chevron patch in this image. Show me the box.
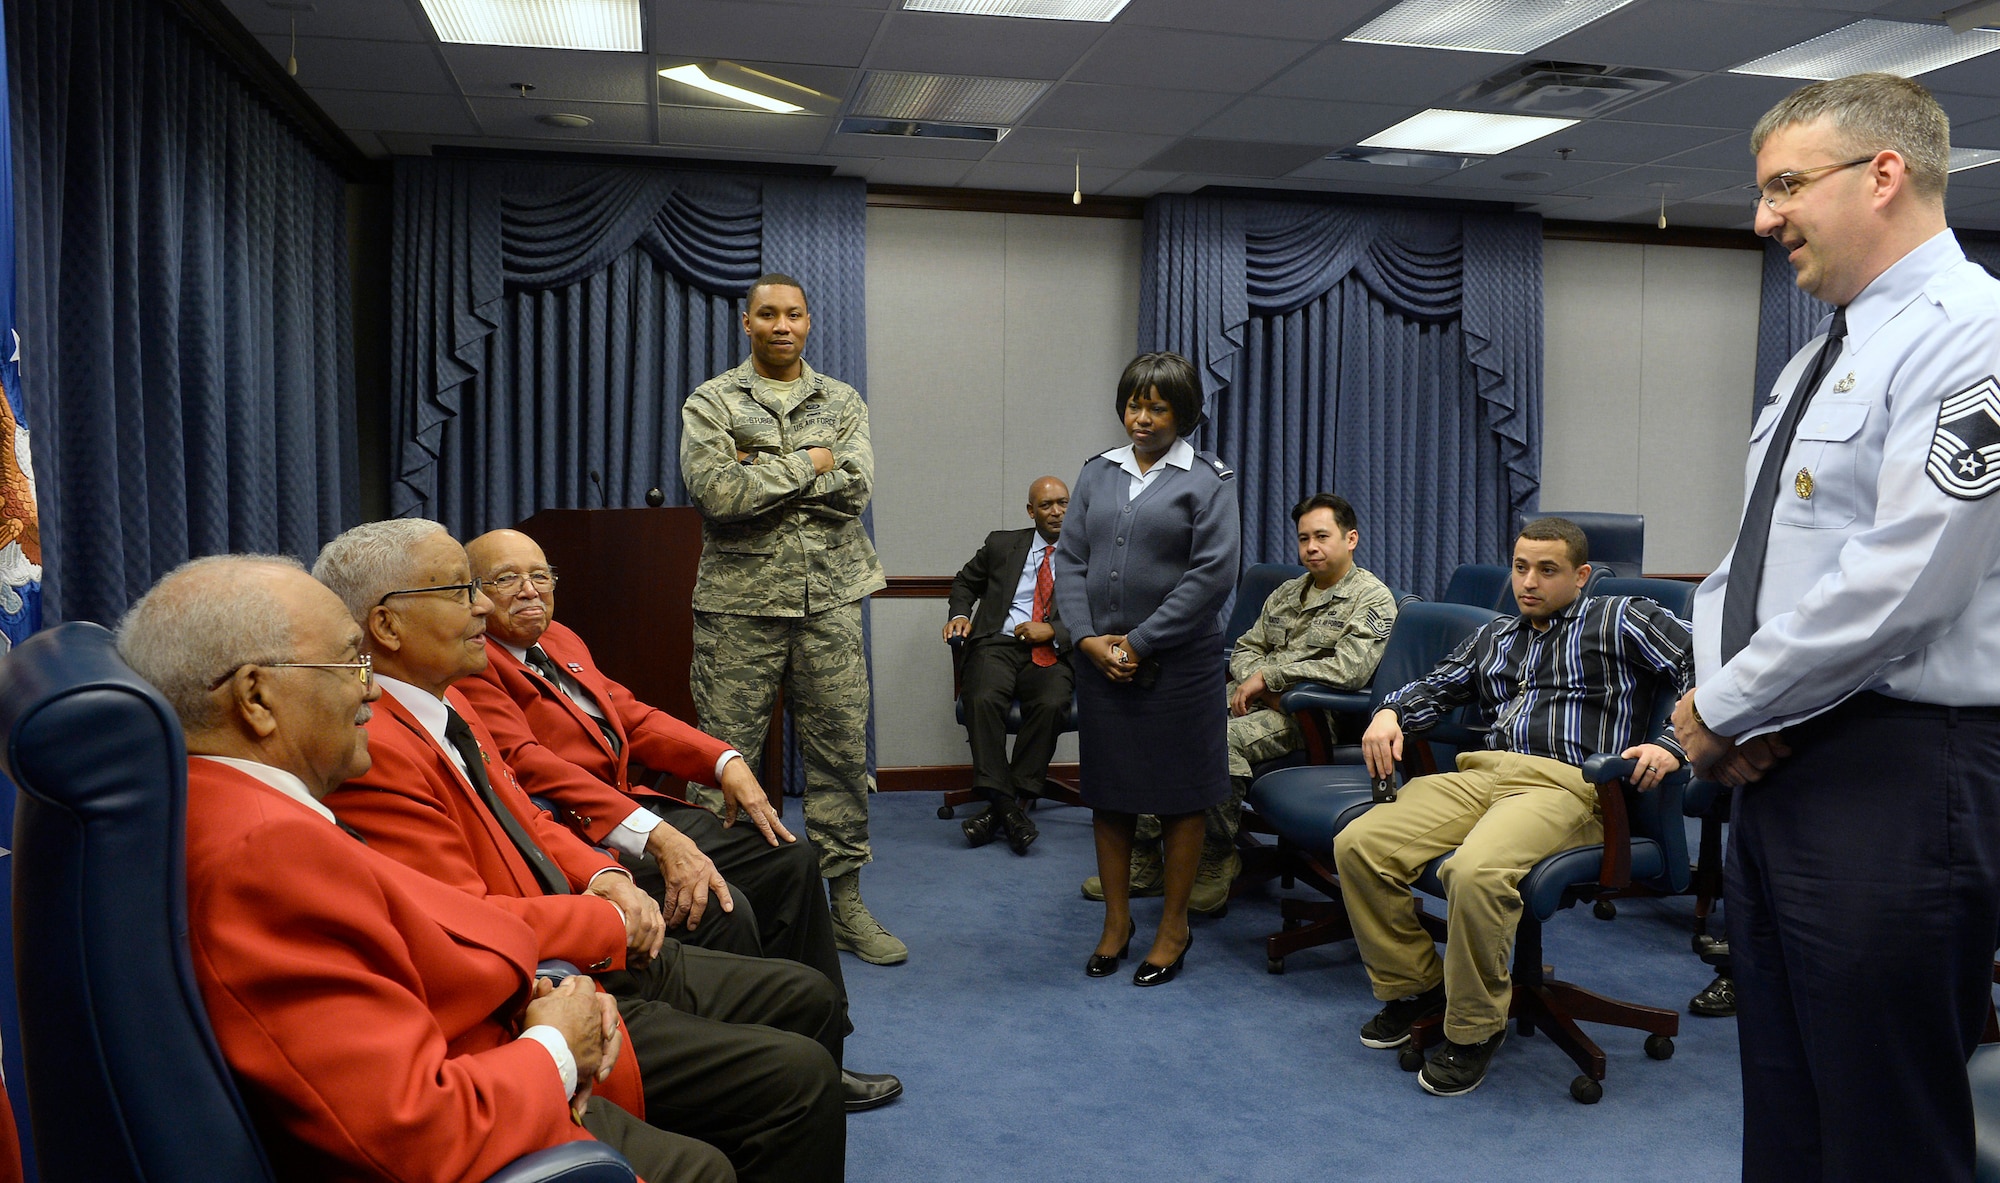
[1927,375,2000,500]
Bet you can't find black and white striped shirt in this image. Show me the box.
[1383,595,1695,767]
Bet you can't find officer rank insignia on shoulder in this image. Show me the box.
[1204,454,1234,479]
[1926,375,2000,500]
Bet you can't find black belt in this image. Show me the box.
[1789,691,2000,739]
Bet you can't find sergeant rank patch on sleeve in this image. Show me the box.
[1926,375,2000,500]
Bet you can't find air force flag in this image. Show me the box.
[1926,376,2000,501]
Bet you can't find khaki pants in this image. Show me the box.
[1333,750,1602,1044]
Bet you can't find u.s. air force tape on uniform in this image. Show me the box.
[1926,375,2000,501]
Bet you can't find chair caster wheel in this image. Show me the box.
[1570,1075,1603,1104]
[1267,958,1284,975]
[938,806,955,819]
[1645,1034,1675,1060]
[1691,932,1706,954]
[1593,899,1617,921]
[1398,1045,1425,1073]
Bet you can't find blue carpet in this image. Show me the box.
[840,791,1742,1181]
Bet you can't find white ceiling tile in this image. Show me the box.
[1259,41,1514,107]
[1538,0,1856,73]
[864,11,1105,77]
[1100,168,1184,196]
[468,98,656,141]
[956,160,1124,192]
[1069,27,1320,93]
[221,0,432,39]
[648,1,886,64]
[1569,162,1746,200]
[1496,119,1738,167]
[842,156,979,185]
[256,35,458,94]
[310,89,482,135]
[1195,96,1413,147]
[657,108,838,152]
[1121,0,1380,39]
[1025,83,1234,136]
[1428,157,1632,193]
[981,126,1177,169]
[442,46,656,102]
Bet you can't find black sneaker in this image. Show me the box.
[1419,1031,1506,1097]
[1358,983,1447,1049]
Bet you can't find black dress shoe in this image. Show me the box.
[1086,920,1136,977]
[960,807,1001,849]
[1133,930,1191,987]
[1000,806,1038,856]
[842,1069,904,1112]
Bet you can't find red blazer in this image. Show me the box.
[326,687,628,975]
[459,623,731,842]
[184,759,597,1183]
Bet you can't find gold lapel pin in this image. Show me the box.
[1795,468,1815,499]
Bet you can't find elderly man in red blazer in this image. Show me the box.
[459,529,859,1045]
[314,519,848,1183]
[116,554,725,1183]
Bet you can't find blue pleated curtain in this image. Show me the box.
[1140,196,1543,599]
[8,0,358,627]
[389,159,873,788]
[1755,229,2000,415]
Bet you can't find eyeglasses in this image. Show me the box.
[376,579,485,608]
[1749,156,1876,210]
[485,569,558,595]
[209,654,373,690]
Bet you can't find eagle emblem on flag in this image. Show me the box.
[1926,376,2000,501]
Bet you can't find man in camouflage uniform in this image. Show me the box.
[1086,493,1398,914]
[680,273,903,965]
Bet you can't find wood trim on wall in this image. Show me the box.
[867,185,1144,219]
[1543,219,1762,251]
[876,576,956,598]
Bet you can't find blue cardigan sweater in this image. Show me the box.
[1053,449,1241,659]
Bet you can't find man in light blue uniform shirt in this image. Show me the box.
[1671,73,2000,1183]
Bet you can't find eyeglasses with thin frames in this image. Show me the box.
[485,569,558,595]
[375,579,486,608]
[1749,155,1876,210]
[209,654,373,690]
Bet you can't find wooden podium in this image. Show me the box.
[515,507,705,724]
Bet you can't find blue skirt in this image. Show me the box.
[1074,632,1229,816]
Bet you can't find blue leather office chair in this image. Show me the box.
[1224,562,1307,650]
[1521,510,1646,578]
[1441,563,1510,612]
[1975,967,2000,1182]
[1246,601,1500,973]
[1397,658,1690,1103]
[0,622,637,1183]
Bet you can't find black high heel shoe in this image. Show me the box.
[1086,921,1137,978]
[1133,929,1191,987]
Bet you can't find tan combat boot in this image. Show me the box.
[828,871,908,965]
[1081,841,1166,901]
[1188,847,1242,918]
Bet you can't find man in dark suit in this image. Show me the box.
[943,476,1073,855]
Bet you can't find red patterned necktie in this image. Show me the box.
[1030,544,1057,667]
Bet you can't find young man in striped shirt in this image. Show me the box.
[1334,517,1693,1097]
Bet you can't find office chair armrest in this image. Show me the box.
[482,1142,637,1183]
[1578,754,1635,889]
[1276,683,1369,715]
[536,960,584,983]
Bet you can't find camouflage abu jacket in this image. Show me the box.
[1228,565,1397,695]
[680,357,887,617]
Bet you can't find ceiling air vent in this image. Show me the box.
[836,118,1008,141]
[1452,62,1693,120]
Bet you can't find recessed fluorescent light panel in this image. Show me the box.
[1360,109,1578,156]
[1346,0,1639,55]
[902,0,1130,19]
[660,65,801,114]
[1730,19,2000,80]
[849,72,1049,125]
[418,0,640,51]
[1951,147,2000,173]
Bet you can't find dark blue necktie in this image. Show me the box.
[1719,307,1848,664]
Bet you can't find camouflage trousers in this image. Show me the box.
[1135,705,1303,859]
[690,603,872,880]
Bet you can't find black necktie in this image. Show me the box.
[526,644,622,755]
[1719,307,1849,664]
[442,707,569,896]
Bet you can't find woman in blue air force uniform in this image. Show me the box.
[1054,351,1241,986]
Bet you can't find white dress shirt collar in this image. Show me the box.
[1840,228,1962,356]
[193,755,337,823]
[377,673,451,740]
[1101,435,1196,479]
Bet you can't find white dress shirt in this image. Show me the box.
[1000,533,1056,635]
[1102,435,1196,500]
[192,753,580,1098]
[1693,229,2000,737]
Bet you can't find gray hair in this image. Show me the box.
[116,555,305,734]
[313,518,449,623]
[1751,72,1950,202]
